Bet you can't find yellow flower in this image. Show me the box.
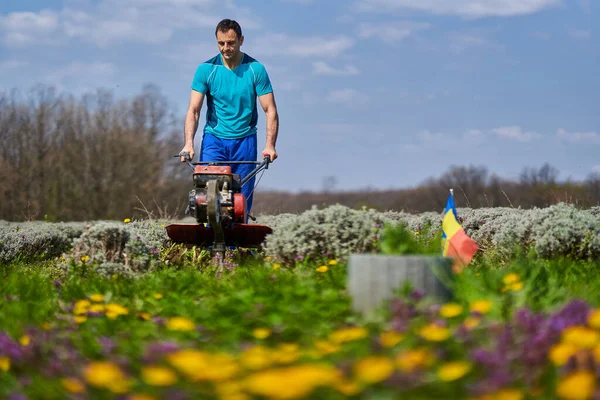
[141,366,178,387]
[61,377,86,393]
[244,364,341,400]
[329,326,368,343]
[437,361,471,382]
[105,304,129,319]
[379,330,404,348]
[272,263,281,271]
[253,328,272,339]
[153,293,163,300]
[167,349,210,377]
[313,340,341,355]
[353,356,394,384]
[492,388,525,400]
[89,304,105,313]
[169,350,239,382]
[89,294,105,302]
[124,218,131,223]
[588,309,600,329]
[273,343,301,364]
[418,323,451,342]
[264,256,272,262]
[593,344,600,363]
[84,361,130,393]
[509,281,524,291]
[549,342,578,366]
[464,317,481,330]
[137,312,151,321]
[316,266,328,273]
[328,260,338,265]
[240,346,273,370]
[335,380,362,396]
[81,255,90,262]
[440,303,463,318]
[396,348,435,372]
[19,335,30,346]
[74,299,91,315]
[470,299,492,314]
[74,316,87,324]
[166,317,195,332]
[562,326,599,349]
[502,273,520,285]
[216,381,249,400]
[556,370,595,400]
[194,353,239,381]
[0,357,10,371]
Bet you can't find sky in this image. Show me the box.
[0,0,598,192]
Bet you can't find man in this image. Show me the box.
[179,18,279,217]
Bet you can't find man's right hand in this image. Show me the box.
[179,146,195,162]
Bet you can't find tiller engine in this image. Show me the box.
[165,153,272,254]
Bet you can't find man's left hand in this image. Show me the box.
[262,147,278,162]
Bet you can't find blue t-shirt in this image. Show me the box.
[191,53,273,139]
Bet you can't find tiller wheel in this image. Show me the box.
[165,154,272,255]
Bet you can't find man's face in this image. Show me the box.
[216,29,243,61]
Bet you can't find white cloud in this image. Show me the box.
[592,165,600,173]
[568,29,591,40]
[418,130,444,142]
[491,126,542,142]
[580,0,592,13]
[0,60,28,72]
[312,61,359,76]
[41,62,118,92]
[352,0,562,18]
[464,129,482,137]
[0,10,60,46]
[531,31,552,40]
[0,0,259,48]
[357,21,431,43]
[326,88,368,107]
[449,33,491,53]
[557,128,600,144]
[253,34,354,57]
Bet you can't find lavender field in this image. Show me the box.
[1,203,600,399]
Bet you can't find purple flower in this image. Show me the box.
[410,289,425,302]
[0,332,24,359]
[551,299,590,329]
[146,341,180,356]
[98,337,117,354]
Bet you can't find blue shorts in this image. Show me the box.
[200,133,257,219]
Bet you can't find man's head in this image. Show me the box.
[215,19,244,62]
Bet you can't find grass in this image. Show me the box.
[1,249,600,399]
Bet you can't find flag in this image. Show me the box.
[441,190,479,273]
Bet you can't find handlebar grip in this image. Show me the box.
[175,152,192,162]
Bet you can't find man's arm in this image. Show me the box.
[258,92,279,162]
[180,90,205,162]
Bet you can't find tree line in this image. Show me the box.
[1,85,599,222]
[254,163,600,215]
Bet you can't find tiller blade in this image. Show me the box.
[165,223,272,248]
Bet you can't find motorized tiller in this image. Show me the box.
[165,153,273,255]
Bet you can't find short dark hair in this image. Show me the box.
[215,19,242,38]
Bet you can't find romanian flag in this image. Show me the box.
[441,190,479,273]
